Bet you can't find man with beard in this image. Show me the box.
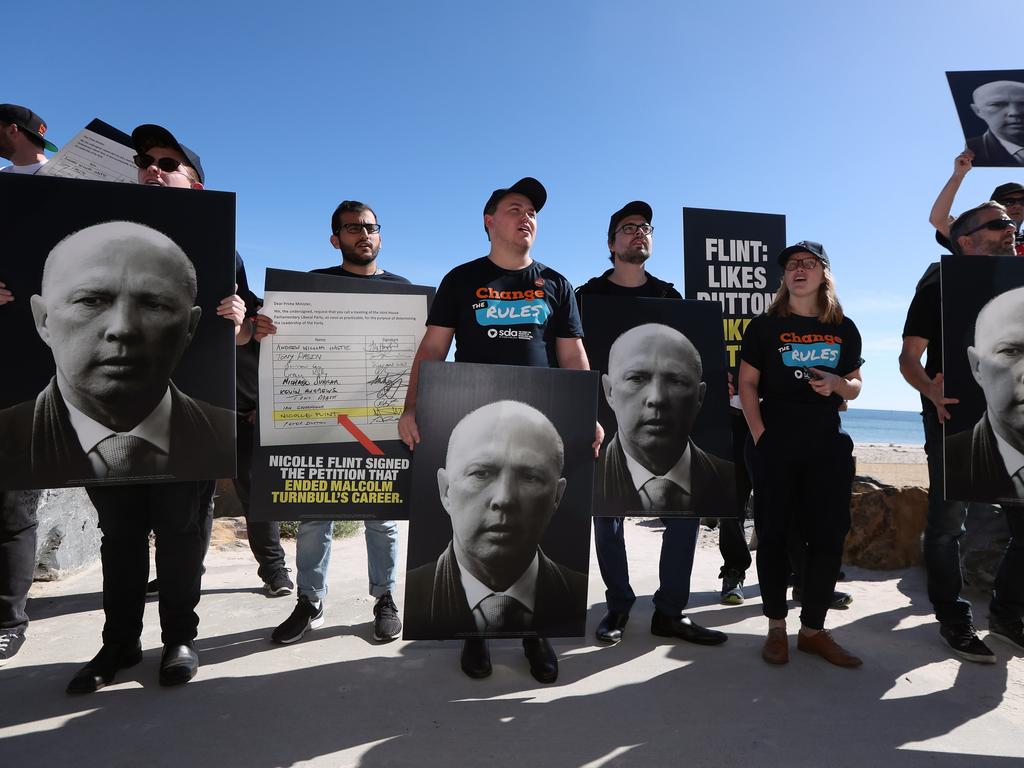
[576,201,728,647]
[901,201,1022,663]
[258,201,405,646]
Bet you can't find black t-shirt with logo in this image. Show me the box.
[427,256,582,367]
[740,311,863,415]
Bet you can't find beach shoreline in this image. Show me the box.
[853,442,926,487]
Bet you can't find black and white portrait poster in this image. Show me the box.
[248,268,434,522]
[403,361,598,640]
[682,207,785,380]
[579,296,735,518]
[942,255,1024,503]
[0,173,237,490]
[947,70,1024,168]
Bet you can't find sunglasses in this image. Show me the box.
[962,217,1016,236]
[132,153,191,174]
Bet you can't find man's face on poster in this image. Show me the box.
[438,402,566,585]
[969,287,1024,449]
[603,324,706,475]
[30,222,201,422]
[971,81,1024,146]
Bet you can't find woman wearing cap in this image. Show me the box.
[738,241,864,667]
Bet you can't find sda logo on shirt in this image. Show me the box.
[486,327,534,340]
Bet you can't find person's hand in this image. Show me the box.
[592,420,605,459]
[217,285,246,332]
[807,368,841,397]
[926,372,959,424]
[253,314,278,342]
[0,282,13,306]
[398,409,420,451]
[953,148,974,177]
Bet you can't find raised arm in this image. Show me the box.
[397,325,455,450]
[928,149,974,238]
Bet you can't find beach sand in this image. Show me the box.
[855,441,927,487]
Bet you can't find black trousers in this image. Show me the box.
[747,405,854,630]
[231,415,286,580]
[0,491,39,633]
[718,410,753,576]
[86,481,207,646]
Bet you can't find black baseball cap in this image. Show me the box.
[608,200,653,241]
[483,177,547,217]
[0,104,58,152]
[992,182,1024,202]
[777,240,830,268]
[131,123,205,184]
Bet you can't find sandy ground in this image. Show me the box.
[2,513,1022,768]
[856,442,928,488]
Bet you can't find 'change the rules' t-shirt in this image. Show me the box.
[427,256,582,367]
[740,312,862,412]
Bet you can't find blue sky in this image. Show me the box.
[6,1,1015,411]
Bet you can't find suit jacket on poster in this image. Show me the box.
[945,411,1022,502]
[966,130,1024,166]
[595,432,735,517]
[404,541,588,639]
[0,377,235,490]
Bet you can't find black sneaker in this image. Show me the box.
[792,586,853,609]
[939,622,996,663]
[373,591,402,642]
[0,630,26,667]
[988,616,1024,653]
[264,568,294,597]
[146,579,159,596]
[271,596,324,644]
[720,569,745,605]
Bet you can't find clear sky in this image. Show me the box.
[6,1,1016,411]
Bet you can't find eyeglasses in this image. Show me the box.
[133,154,191,175]
[962,217,1016,236]
[616,223,654,236]
[338,223,382,235]
[996,197,1024,207]
[784,257,821,271]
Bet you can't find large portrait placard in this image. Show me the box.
[682,207,785,381]
[248,268,434,521]
[947,70,1024,168]
[402,362,598,640]
[942,255,1024,503]
[0,174,236,490]
[580,296,735,518]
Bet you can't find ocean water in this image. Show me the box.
[840,408,923,446]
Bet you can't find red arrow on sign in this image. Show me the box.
[337,415,385,456]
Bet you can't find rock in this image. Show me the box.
[31,488,101,580]
[844,477,927,569]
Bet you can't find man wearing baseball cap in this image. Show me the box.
[575,201,730,647]
[399,177,601,683]
[0,104,58,175]
[65,122,254,694]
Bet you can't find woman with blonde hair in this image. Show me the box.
[738,241,864,667]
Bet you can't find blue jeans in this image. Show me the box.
[922,410,973,625]
[296,519,398,601]
[593,516,698,616]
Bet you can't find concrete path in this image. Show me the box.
[1,520,1021,768]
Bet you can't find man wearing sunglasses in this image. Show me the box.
[901,201,1018,665]
[256,200,407,647]
[64,123,251,694]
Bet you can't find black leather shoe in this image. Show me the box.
[596,611,629,644]
[650,611,728,646]
[66,641,143,694]
[159,643,199,686]
[522,637,558,684]
[460,638,492,679]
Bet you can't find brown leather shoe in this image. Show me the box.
[761,628,788,665]
[797,629,862,667]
